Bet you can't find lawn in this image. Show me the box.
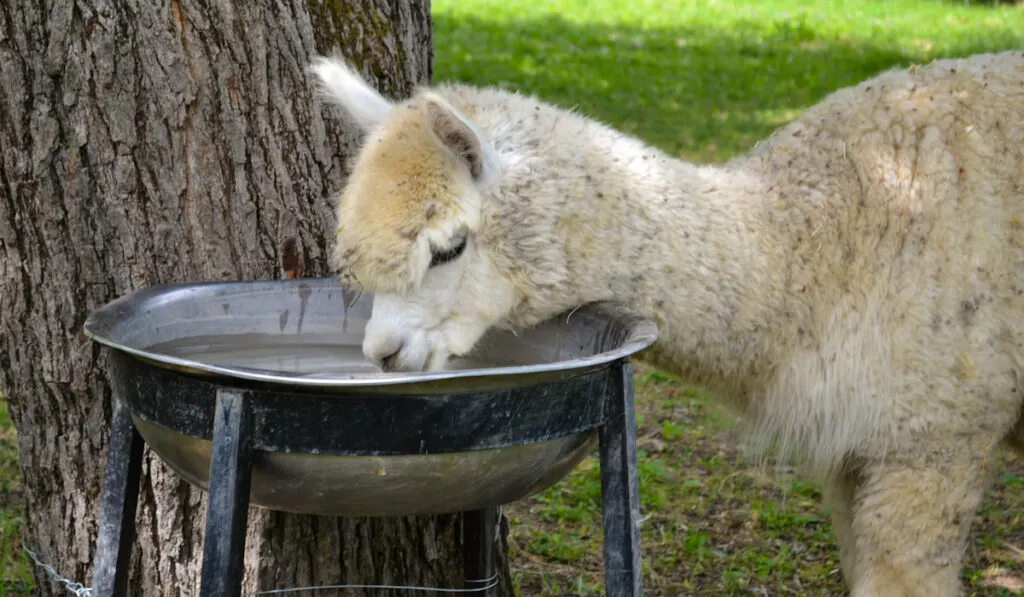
[433,0,1023,164]
[3,1,1024,596]
[0,399,30,596]
[430,0,1024,595]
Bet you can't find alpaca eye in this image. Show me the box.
[429,236,468,268]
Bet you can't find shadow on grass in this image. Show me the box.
[433,11,1023,161]
[940,0,1023,5]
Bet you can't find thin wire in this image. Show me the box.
[245,574,500,595]
[23,548,93,597]
[249,509,507,594]
[24,547,500,596]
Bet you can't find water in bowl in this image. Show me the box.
[145,333,515,378]
[147,334,383,376]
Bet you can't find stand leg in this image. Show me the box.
[599,360,643,597]
[199,389,254,597]
[463,507,498,596]
[92,399,145,597]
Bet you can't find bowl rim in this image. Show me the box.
[83,278,659,389]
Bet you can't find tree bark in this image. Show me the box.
[0,1,512,595]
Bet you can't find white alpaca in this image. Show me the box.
[309,52,1024,596]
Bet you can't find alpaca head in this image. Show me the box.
[310,57,524,372]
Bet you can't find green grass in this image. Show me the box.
[432,0,1024,594]
[434,0,1024,163]
[0,399,32,597]
[500,364,1024,596]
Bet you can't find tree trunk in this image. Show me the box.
[0,1,512,595]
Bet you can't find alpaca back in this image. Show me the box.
[735,51,1024,473]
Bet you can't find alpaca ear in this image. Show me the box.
[423,94,499,185]
[308,55,394,131]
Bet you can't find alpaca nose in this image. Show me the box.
[379,349,401,372]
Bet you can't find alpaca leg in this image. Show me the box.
[848,448,993,597]
[822,468,860,590]
[1007,413,1024,456]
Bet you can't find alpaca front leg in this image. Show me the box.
[848,450,992,597]
[822,468,860,590]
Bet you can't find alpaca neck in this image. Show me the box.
[563,141,784,396]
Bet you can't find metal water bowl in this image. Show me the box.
[84,278,657,517]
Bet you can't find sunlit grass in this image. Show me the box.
[434,0,1024,162]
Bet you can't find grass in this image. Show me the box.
[433,0,1023,163]
[0,399,32,597]
[499,365,1024,595]
[431,0,1024,595]
[2,1,1023,596]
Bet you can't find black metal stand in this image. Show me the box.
[463,507,499,597]
[598,362,643,597]
[92,399,144,597]
[91,361,643,597]
[198,389,254,597]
